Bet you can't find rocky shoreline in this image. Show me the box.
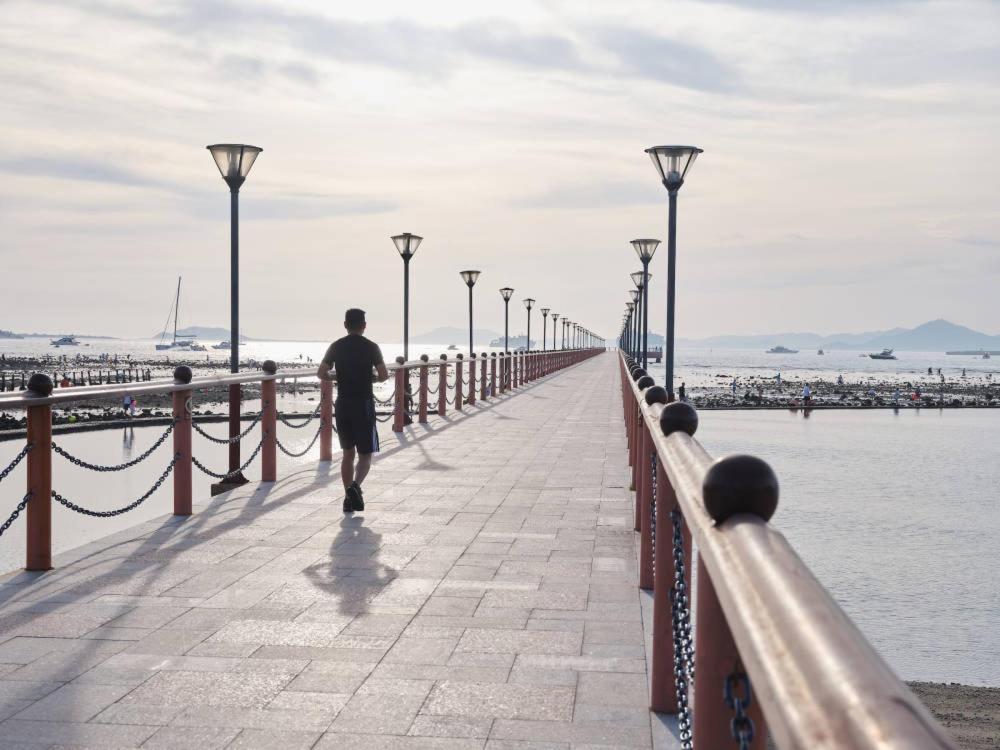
[908,682,1000,749]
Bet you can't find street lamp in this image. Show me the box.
[523,298,535,352]
[631,239,660,369]
[630,272,646,361]
[646,144,703,399]
[392,233,423,361]
[540,308,550,352]
[460,271,481,355]
[550,313,559,351]
[499,287,514,388]
[625,303,635,354]
[206,143,262,483]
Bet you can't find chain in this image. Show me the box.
[52,423,173,472]
[724,669,755,749]
[650,450,657,572]
[192,435,265,479]
[0,491,32,537]
[374,413,393,423]
[277,425,322,457]
[51,453,178,517]
[426,383,439,395]
[373,394,395,407]
[670,508,695,749]
[0,443,32,485]
[278,402,321,429]
[192,411,261,444]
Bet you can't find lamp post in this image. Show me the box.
[630,275,644,360]
[523,299,535,352]
[540,308,550,352]
[500,287,514,388]
[206,143,262,482]
[646,145,703,399]
[625,304,635,354]
[460,271,481,355]
[631,239,660,369]
[392,233,423,361]
[551,313,559,351]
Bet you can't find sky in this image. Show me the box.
[1,0,998,343]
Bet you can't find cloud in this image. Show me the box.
[510,180,662,210]
[0,155,176,191]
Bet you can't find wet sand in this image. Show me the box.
[909,682,1000,749]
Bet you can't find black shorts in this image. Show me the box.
[335,396,379,454]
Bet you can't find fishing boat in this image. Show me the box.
[984,351,992,360]
[212,341,230,350]
[50,335,79,347]
[869,348,897,360]
[766,346,798,354]
[447,344,458,351]
[155,277,198,351]
[817,349,825,355]
[189,342,207,352]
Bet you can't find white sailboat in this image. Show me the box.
[155,277,198,351]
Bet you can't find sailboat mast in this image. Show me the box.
[173,276,181,345]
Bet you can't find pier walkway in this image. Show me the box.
[0,354,655,749]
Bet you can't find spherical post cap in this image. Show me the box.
[703,454,779,523]
[439,354,448,360]
[261,360,277,374]
[420,354,429,362]
[644,385,668,405]
[637,375,655,390]
[659,401,698,437]
[395,356,405,365]
[631,368,647,381]
[27,373,53,397]
[173,366,193,385]
[456,353,464,360]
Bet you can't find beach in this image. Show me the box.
[909,683,1000,749]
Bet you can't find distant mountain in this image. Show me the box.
[151,326,256,342]
[0,329,23,339]
[411,327,502,346]
[676,320,1000,352]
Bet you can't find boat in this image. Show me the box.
[817,349,825,355]
[766,346,798,354]
[155,277,199,350]
[189,342,207,352]
[50,335,79,347]
[869,348,897,360]
[984,352,992,360]
[447,344,458,351]
[212,341,231,350]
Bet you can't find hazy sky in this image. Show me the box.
[2,0,998,343]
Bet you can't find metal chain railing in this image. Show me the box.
[0,443,32,485]
[0,491,32,538]
[52,423,173,472]
[190,397,263,444]
[51,453,178,518]
[650,451,657,571]
[278,402,321,429]
[724,668,755,749]
[277,425,322,457]
[192,435,265,480]
[670,508,695,750]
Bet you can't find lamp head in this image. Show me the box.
[645,145,702,191]
[392,232,423,260]
[207,144,262,191]
[523,298,534,310]
[499,287,514,301]
[631,271,645,289]
[631,238,660,262]
[540,307,550,317]
[459,270,481,287]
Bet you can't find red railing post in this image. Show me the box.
[25,387,52,571]
[651,458,679,712]
[172,386,192,515]
[638,422,654,590]
[418,359,429,423]
[480,356,487,400]
[694,555,768,749]
[319,379,334,461]
[392,362,406,432]
[468,355,476,405]
[261,373,277,481]
[490,353,497,397]
[455,357,464,412]
[438,357,448,416]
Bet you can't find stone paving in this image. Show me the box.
[0,353,656,749]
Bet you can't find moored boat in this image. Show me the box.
[869,348,897,360]
[50,335,79,347]
[766,346,798,354]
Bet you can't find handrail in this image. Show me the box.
[619,351,955,749]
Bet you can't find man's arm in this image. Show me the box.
[374,361,389,383]
[317,361,335,382]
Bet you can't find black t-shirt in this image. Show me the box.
[322,334,384,399]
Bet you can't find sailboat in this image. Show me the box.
[155,277,197,351]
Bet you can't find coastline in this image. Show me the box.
[908,682,1000,750]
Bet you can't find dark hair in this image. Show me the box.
[345,308,366,330]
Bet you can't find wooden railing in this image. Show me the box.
[0,348,598,571]
[619,352,956,749]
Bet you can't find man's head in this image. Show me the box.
[344,308,366,334]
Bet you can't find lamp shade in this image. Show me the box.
[207,144,262,188]
[460,270,481,287]
[631,271,645,288]
[551,313,559,321]
[645,145,702,187]
[523,298,535,310]
[392,233,423,259]
[629,289,640,302]
[631,238,660,262]
[540,307,550,316]
[499,287,514,301]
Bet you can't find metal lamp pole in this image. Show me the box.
[551,313,559,351]
[500,287,514,387]
[645,145,703,399]
[631,240,660,368]
[540,308,549,352]
[207,143,261,482]
[392,233,423,361]
[523,299,534,352]
[460,271,481,355]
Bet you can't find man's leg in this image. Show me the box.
[354,452,372,487]
[341,447,356,491]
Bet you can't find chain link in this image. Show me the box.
[277,425,322,457]
[278,402,321,429]
[192,435,265,480]
[650,450,657,572]
[670,508,695,750]
[52,423,173,472]
[0,491,32,537]
[0,443,32,485]
[724,669,755,749]
[192,411,261,444]
[51,453,178,517]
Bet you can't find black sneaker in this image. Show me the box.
[342,492,354,513]
[349,482,365,512]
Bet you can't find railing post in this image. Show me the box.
[651,457,681,712]
[171,367,193,516]
[490,353,497,397]
[438,356,448,416]
[392,359,406,432]
[261,362,277,482]
[320,379,334,461]
[418,356,429,423]
[468,355,476,405]
[25,374,53,572]
[480,355,487,400]
[638,422,654,590]
[454,356,463,412]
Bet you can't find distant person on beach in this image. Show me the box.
[679,382,686,401]
[122,395,131,418]
[928,367,933,375]
[837,374,844,386]
[893,388,901,405]
[802,383,811,405]
[731,379,737,396]
[775,371,782,388]
[317,308,389,513]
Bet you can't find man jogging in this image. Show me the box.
[317,309,388,512]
